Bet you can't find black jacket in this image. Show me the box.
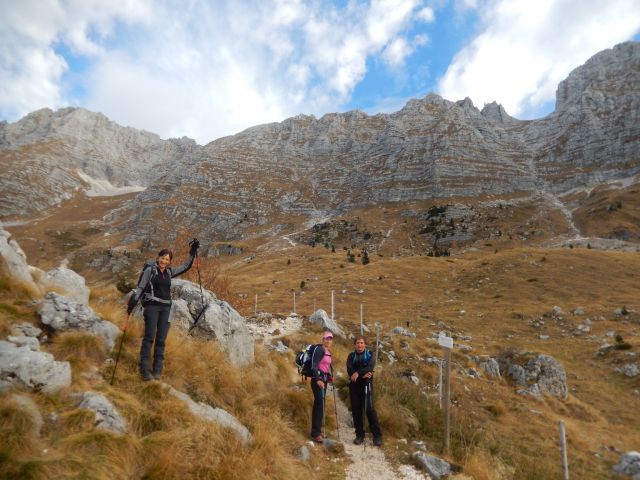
[127,254,195,314]
[346,349,375,384]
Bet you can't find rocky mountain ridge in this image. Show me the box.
[1,42,639,245]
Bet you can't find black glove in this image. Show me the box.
[189,238,200,256]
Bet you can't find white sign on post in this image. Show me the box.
[438,334,453,349]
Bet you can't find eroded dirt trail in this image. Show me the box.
[332,393,430,480]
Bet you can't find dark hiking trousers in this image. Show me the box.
[349,381,382,439]
[310,379,327,437]
[140,303,171,377]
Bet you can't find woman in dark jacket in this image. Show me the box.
[127,240,199,380]
[346,335,383,446]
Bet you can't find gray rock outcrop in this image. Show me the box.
[478,357,501,378]
[0,107,199,217]
[167,385,252,444]
[170,279,254,367]
[40,266,90,304]
[76,392,127,435]
[308,309,345,337]
[615,363,640,378]
[391,326,416,338]
[498,352,568,400]
[3,42,638,246]
[39,292,120,351]
[11,322,42,338]
[7,335,40,351]
[613,451,640,479]
[0,225,39,294]
[0,340,71,393]
[412,452,452,479]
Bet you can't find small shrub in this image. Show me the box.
[116,275,135,294]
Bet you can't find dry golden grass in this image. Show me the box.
[222,239,640,479]
[3,190,640,479]
[463,448,515,480]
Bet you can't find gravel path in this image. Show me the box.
[332,393,431,480]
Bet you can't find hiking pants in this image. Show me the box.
[140,303,171,376]
[310,379,326,437]
[349,381,382,439]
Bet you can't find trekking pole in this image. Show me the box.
[363,383,368,451]
[332,383,341,441]
[110,314,130,385]
[322,384,327,438]
[188,238,207,333]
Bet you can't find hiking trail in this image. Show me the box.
[331,391,430,480]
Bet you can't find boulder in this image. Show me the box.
[7,335,40,351]
[298,444,312,462]
[77,392,127,434]
[167,385,252,444]
[308,309,345,337]
[11,322,42,338]
[391,326,417,338]
[498,352,568,400]
[615,364,640,378]
[39,292,120,351]
[171,280,254,367]
[613,451,640,478]
[322,438,345,454]
[479,357,501,378]
[0,340,71,393]
[40,266,90,304]
[0,226,40,294]
[412,452,452,479]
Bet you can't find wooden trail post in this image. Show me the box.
[360,304,364,334]
[254,294,258,315]
[331,290,335,320]
[292,291,296,314]
[559,420,569,480]
[438,333,453,455]
[438,359,444,409]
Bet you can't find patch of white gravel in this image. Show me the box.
[332,392,431,480]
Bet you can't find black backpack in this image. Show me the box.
[295,344,321,378]
[126,260,158,312]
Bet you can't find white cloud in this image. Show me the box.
[438,0,640,118]
[417,7,436,22]
[0,0,153,119]
[382,37,412,67]
[0,0,436,143]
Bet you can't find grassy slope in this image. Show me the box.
[1,183,639,479]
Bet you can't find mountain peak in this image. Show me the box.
[555,40,640,110]
[480,101,516,123]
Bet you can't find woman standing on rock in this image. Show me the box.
[310,330,334,443]
[347,335,383,446]
[127,239,199,381]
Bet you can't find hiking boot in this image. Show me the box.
[311,435,324,443]
[353,436,364,445]
[152,372,162,380]
[373,437,383,447]
[141,374,153,381]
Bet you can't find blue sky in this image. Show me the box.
[1,0,639,144]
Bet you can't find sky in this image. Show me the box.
[1,0,639,145]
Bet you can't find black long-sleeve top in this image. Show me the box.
[346,348,375,384]
[127,254,195,313]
